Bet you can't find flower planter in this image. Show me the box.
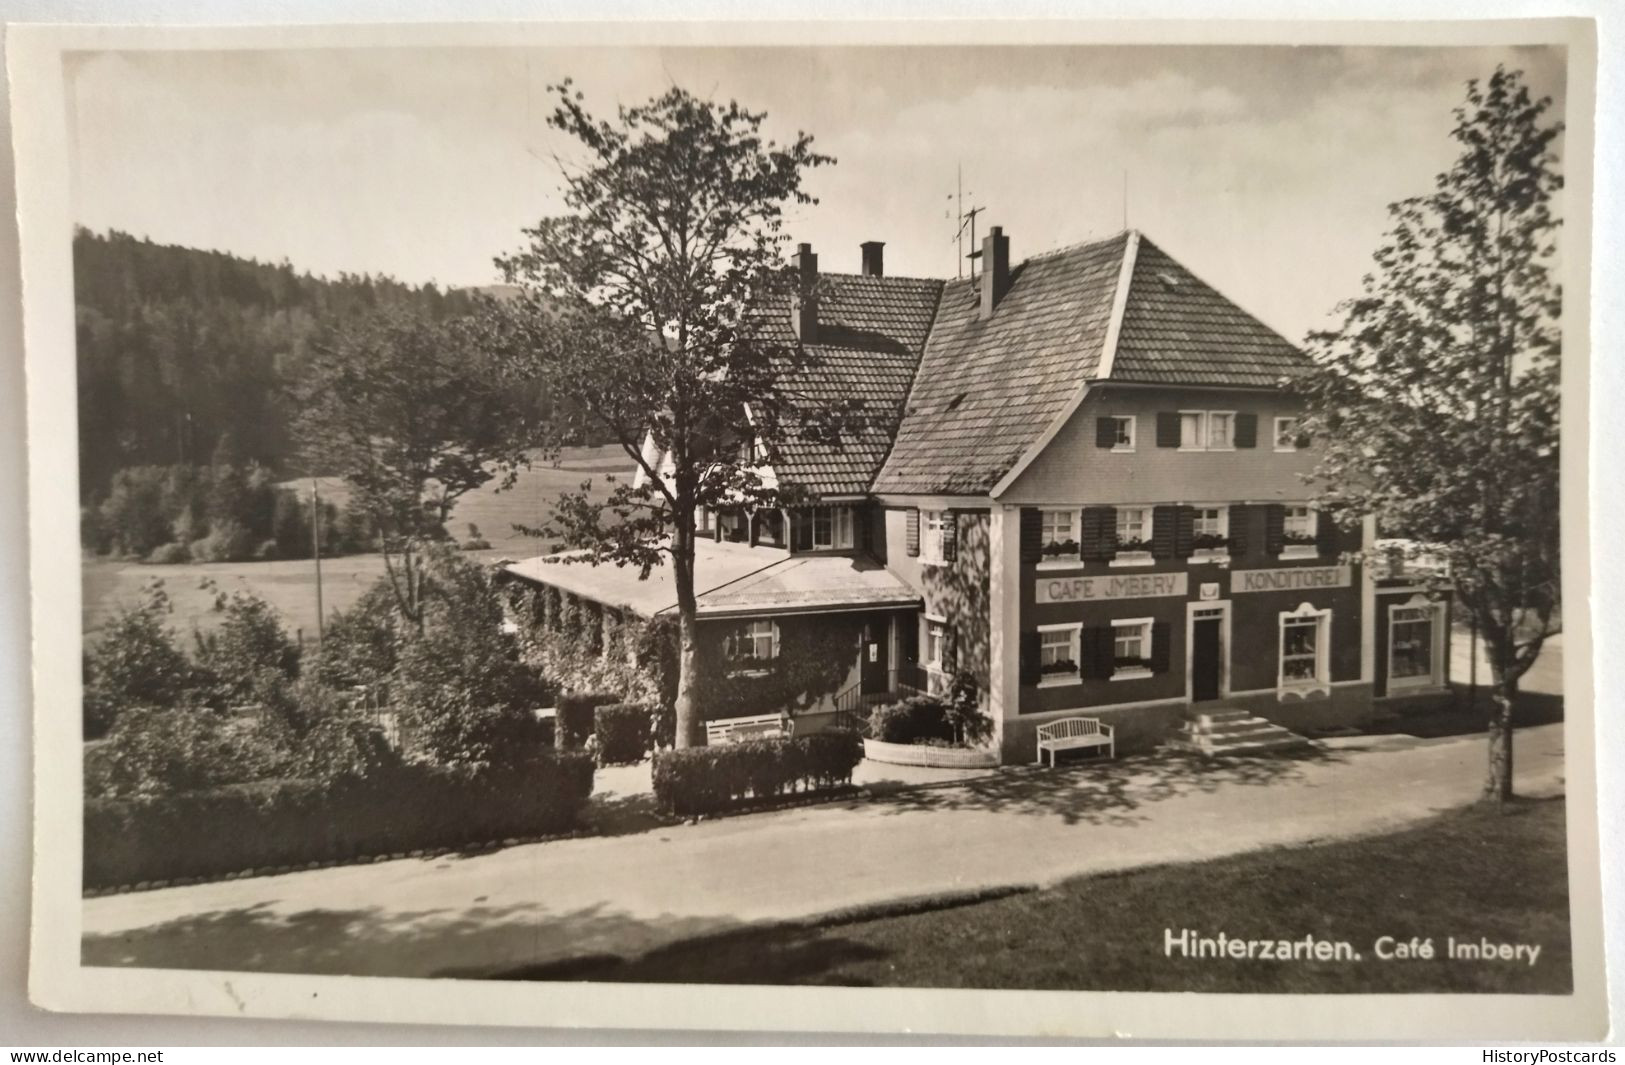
[862,737,999,769]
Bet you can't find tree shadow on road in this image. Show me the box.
[852,746,1349,828]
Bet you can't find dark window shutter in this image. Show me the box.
[943,626,958,671]
[713,512,724,542]
[1082,627,1115,679]
[1156,411,1181,448]
[854,507,870,552]
[1152,505,1178,559]
[1150,622,1172,673]
[1019,507,1042,563]
[1019,631,1040,686]
[1264,504,1286,555]
[1234,412,1258,448]
[1095,417,1118,448]
[748,512,761,547]
[1316,510,1340,556]
[1175,506,1195,558]
[941,512,958,562]
[1228,505,1249,557]
[791,509,812,552]
[1082,506,1115,561]
[904,508,920,557]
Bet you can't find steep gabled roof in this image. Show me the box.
[755,273,944,496]
[872,231,1314,496]
[872,233,1130,496]
[1110,237,1310,387]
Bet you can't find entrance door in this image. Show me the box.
[1191,613,1223,702]
[861,616,891,697]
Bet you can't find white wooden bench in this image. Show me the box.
[1036,717,1115,767]
[705,713,794,745]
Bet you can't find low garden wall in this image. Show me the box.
[862,737,998,769]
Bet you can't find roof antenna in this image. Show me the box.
[946,164,985,280]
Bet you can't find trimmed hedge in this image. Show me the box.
[83,751,595,890]
[554,691,621,750]
[594,702,652,765]
[651,729,863,817]
[865,695,955,745]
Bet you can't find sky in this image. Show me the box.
[65,43,1566,343]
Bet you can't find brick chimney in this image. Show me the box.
[860,241,885,278]
[791,242,818,342]
[979,225,1011,319]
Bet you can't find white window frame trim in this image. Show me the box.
[922,613,948,673]
[1037,507,1084,570]
[919,509,948,566]
[1110,414,1137,453]
[1109,615,1156,681]
[1036,621,1083,688]
[725,618,781,677]
[1273,415,1301,452]
[1277,601,1332,699]
[1111,505,1155,567]
[1386,594,1448,692]
[1178,409,1239,452]
[810,504,854,551]
[1280,504,1321,560]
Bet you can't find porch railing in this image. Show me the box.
[829,663,930,729]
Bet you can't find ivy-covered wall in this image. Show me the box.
[693,613,864,721]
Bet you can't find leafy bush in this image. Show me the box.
[193,589,301,706]
[864,695,955,745]
[82,584,196,738]
[650,730,863,817]
[555,691,621,750]
[83,750,596,889]
[87,705,294,799]
[311,579,403,690]
[144,542,191,565]
[594,702,652,765]
[189,519,256,563]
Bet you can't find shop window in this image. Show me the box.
[1114,506,1152,564]
[724,619,779,671]
[1037,623,1081,686]
[1388,598,1444,689]
[811,505,853,550]
[1111,618,1154,679]
[1040,508,1081,563]
[1278,604,1331,696]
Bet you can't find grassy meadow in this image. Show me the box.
[81,445,628,640]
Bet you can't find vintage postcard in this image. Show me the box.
[13,16,1606,1040]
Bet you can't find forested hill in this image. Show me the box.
[73,229,480,501]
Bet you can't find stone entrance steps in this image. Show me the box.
[1178,708,1312,756]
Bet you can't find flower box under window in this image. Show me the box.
[1041,539,1082,560]
[1040,658,1078,676]
[1111,536,1153,565]
[1111,656,1153,679]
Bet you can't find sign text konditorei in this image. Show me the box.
[1230,565,1352,595]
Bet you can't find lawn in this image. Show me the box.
[81,445,626,639]
[508,797,1571,993]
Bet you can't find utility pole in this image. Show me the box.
[311,477,325,645]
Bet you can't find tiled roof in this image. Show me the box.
[1110,237,1311,387]
[872,233,1130,495]
[756,273,943,496]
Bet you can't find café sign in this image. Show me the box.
[1036,572,1188,604]
[1231,565,1351,595]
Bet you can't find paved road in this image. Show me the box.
[81,724,1565,979]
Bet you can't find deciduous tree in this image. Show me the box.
[1296,66,1562,802]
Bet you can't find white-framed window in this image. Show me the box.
[1040,508,1081,563]
[1037,623,1081,686]
[696,507,715,534]
[1274,416,1302,451]
[1113,506,1153,564]
[1388,597,1444,690]
[1191,505,1230,558]
[811,505,854,550]
[724,619,779,670]
[1111,617,1154,679]
[1281,505,1319,557]
[923,616,947,670]
[1180,410,1237,451]
[920,509,948,564]
[1109,415,1136,451]
[1278,603,1331,695]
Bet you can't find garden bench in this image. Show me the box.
[1036,717,1115,767]
[705,713,793,745]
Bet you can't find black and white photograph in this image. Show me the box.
[9,15,1606,1041]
